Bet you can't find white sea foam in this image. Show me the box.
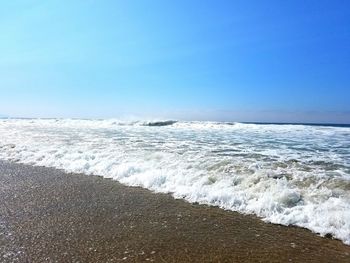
[0,119,350,244]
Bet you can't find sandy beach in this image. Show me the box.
[0,161,349,262]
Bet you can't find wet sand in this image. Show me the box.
[0,161,349,262]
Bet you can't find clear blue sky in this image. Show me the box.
[1,0,349,123]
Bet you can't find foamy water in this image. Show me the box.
[1,119,350,244]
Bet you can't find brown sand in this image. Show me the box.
[0,161,349,262]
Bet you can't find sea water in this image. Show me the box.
[0,119,349,244]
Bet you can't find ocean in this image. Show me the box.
[0,119,349,244]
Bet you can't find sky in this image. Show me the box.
[0,0,349,123]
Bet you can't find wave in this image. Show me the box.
[143,120,177,127]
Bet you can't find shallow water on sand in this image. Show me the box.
[0,119,349,244]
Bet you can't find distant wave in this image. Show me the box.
[143,120,177,127]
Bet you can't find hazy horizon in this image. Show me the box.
[1,110,350,125]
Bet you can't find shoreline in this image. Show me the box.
[1,161,349,262]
